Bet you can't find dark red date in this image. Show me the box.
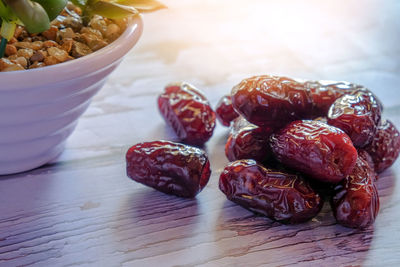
[365,120,400,173]
[328,90,382,148]
[304,80,364,116]
[331,158,379,229]
[158,82,216,146]
[358,149,375,174]
[126,140,211,198]
[270,120,358,183]
[231,75,314,128]
[219,160,323,224]
[225,124,273,163]
[230,116,254,135]
[215,95,239,127]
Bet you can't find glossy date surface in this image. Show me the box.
[225,123,273,164]
[328,90,382,148]
[158,82,216,146]
[365,120,400,173]
[270,120,358,183]
[215,95,239,127]
[126,140,211,198]
[231,75,314,128]
[331,158,379,229]
[304,80,364,116]
[219,160,323,224]
[358,149,375,174]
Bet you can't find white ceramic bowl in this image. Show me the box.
[0,16,143,175]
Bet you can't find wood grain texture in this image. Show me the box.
[1,0,400,266]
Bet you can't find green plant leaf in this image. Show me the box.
[86,0,138,19]
[0,0,18,21]
[4,0,50,33]
[33,0,68,20]
[0,20,16,39]
[0,1,9,18]
[70,0,87,8]
[113,0,166,12]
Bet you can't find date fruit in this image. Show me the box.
[357,149,375,173]
[365,120,400,173]
[328,90,382,148]
[158,82,216,146]
[270,120,358,183]
[304,80,364,116]
[230,116,253,134]
[231,75,314,129]
[331,158,379,229]
[126,140,211,198]
[215,95,239,127]
[225,124,273,163]
[219,160,323,224]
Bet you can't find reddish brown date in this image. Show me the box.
[231,75,314,128]
[365,120,400,173]
[158,82,216,146]
[358,149,375,174]
[270,120,358,183]
[126,140,211,198]
[225,124,273,163]
[230,116,254,134]
[219,160,323,224]
[215,95,239,127]
[328,90,382,148]
[304,80,364,116]
[331,158,379,229]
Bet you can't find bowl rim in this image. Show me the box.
[0,15,143,91]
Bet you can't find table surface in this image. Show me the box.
[1,0,400,266]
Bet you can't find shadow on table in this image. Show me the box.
[111,188,202,257]
[212,199,376,266]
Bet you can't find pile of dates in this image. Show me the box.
[126,76,400,229]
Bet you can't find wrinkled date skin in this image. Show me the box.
[219,160,323,224]
[331,158,379,229]
[215,95,239,127]
[270,120,358,183]
[126,140,211,198]
[225,124,273,163]
[230,116,254,135]
[158,82,216,146]
[358,149,376,174]
[231,75,314,129]
[303,80,364,116]
[365,120,400,173]
[328,90,382,148]
[231,76,383,129]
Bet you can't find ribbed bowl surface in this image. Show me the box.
[0,16,143,175]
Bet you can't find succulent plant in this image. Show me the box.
[0,0,165,58]
[70,0,165,21]
[0,0,68,57]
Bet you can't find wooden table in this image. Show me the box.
[1,0,400,266]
